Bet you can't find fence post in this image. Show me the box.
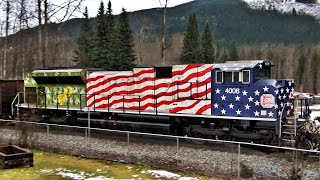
[127,132,130,159]
[237,143,240,180]
[176,137,179,159]
[88,107,91,139]
[46,125,49,135]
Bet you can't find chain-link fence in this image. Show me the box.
[0,119,320,179]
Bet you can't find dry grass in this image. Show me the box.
[0,150,213,180]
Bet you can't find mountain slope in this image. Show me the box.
[59,0,320,46]
[243,0,320,20]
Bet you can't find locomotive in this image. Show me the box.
[14,60,310,145]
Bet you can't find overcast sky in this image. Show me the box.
[82,0,194,17]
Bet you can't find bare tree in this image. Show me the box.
[159,0,168,66]
[34,0,83,68]
[2,0,11,79]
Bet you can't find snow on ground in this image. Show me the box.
[243,0,320,20]
[144,170,198,180]
[145,170,181,178]
[40,168,114,180]
[40,168,198,180]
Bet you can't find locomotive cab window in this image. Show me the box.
[216,71,223,83]
[242,70,250,84]
[223,71,240,84]
[255,68,270,79]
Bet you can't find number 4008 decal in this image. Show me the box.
[225,88,240,94]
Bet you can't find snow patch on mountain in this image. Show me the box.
[243,0,320,20]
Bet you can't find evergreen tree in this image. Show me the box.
[180,13,201,64]
[292,8,297,16]
[103,1,117,70]
[92,1,108,68]
[92,1,117,70]
[229,41,239,61]
[201,21,215,63]
[75,7,93,68]
[114,8,136,70]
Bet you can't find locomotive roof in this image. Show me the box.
[214,60,272,71]
[33,69,84,73]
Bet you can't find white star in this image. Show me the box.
[286,102,291,106]
[245,104,250,110]
[289,81,292,86]
[229,103,234,109]
[275,89,279,94]
[286,88,290,93]
[248,96,254,102]
[287,110,291,115]
[215,88,221,94]
[263,86,269,92]
[291,87,294,92]
[278,110,282,116]
[291,105,294,109]
[235,95,241,101]
[242,90,248,96]
[254,100,260,106]
[221,109,226,115]
[280,88,284,93]
[278,95,282,100]
[214,103,219,109]
[254,90,260,96]
[236,109,242,115]
[280,102,284,107]
[221,95,226,101]
[283,94,287,99]
[259,63,262,69]
[268,111,274,117]
[254,110,260,116]
[274,104,278,109]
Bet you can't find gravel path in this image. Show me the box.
[0,127,319,179]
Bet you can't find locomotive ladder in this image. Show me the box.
[280,99,309,147]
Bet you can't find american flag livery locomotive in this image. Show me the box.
[17,60,303,144]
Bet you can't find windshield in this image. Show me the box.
[255,68,270,79]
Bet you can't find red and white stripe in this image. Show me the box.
[86,64,213,115]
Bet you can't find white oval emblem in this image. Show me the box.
[260,94,275,108]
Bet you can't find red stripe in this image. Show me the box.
[172,64,204,76]
[87,83,211,107]
[133,68,155,77]
[87,75,132,92]
[87,75,211,102]
[195,104,211,114]
[174,66,212,83]
[169,100,201,113]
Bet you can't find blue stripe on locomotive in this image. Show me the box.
[211,61,294,119]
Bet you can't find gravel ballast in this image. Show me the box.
[0,126,319,179]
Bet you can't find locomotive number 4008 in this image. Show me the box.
[224,88,240,94]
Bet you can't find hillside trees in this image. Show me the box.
[91,1,107,68]
[181,13,217,64]
[201,21,215,63]
[75,6,92,68]
[229,41,239,61]
[78,1,135,70]
[113,8,136,70]
[180,13,201,64]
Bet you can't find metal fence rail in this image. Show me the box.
[0,119,319,179]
